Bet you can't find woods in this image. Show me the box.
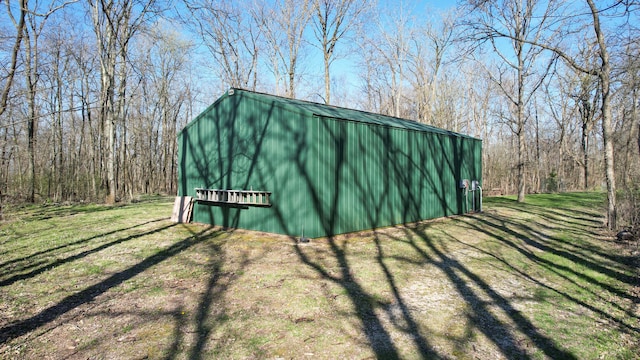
[0,0,638,228]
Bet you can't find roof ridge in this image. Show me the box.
[230,87,422,124]
[228,88,480,140]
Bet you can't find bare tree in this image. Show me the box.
[254,0,312,98]
[616,25,640,170]
[19,0,76,202]
[465,0,627,229]
[88,0,157,204]
[407,9,458,125]
[42,20,74,201]
[67,31,101,200]
[587,0,617,229]
[129,25,192,195]
[186,0,260,90]
[358,3,415,118]
[0,0,198,206]
[573,73,599,190]
[310,0,367,104]
[22,1,43,202]
[461,0,559,202]
[0,0,26,219]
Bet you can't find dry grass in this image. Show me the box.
[0,193,638,359]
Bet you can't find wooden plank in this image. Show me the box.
[171,196,193,223]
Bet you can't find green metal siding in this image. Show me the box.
[178,89,482,238]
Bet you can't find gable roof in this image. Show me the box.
[185,88,479,140]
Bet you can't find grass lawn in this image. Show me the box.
[0,193,638,359]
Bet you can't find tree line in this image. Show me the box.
[0,0,638,229]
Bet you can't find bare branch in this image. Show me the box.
[0,0,26,117]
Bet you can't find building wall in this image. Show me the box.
[178,91,482,238]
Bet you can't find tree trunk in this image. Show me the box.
[24,24,37,203]
[324,50,331,104]
[53,46,64,201]
[517,127,526,201]
[0,0,26,117]
[634,86,639,162]
[116,45,129,201]
[288,64,296,98]
[0,0,25,218]
[587,0,616,230]
[582,121,589,190]
[106,102,116,204]
[601,84,616,229]
[516,24,526,203]
[535,104,541,192]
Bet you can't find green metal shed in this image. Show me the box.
[177,88,482,238]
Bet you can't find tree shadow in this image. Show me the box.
[479,210,638,291]
[180,94,276,232]
[460,213,640,330]
[11,202,123,222]
[484,196,638,270]
[0,203,154,258]
[265,118,446,358]
[0,218,168,285]
[291,236,406,358]
[185,235,252,360]
[444,220,640,336]
[370,231,439,358]
[398,223,579,359]
[252,99,480,357]
[0,224,223,345]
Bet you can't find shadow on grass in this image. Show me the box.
[483,197,638,289]
[462,213,640,331]
[186,238,251,360]
[400,223,579,359]
[448,221,640,337]
[290,195,637,358]
[9,201,137,222]
[485,196,638,270]
[0,224,223,345]
[291,235,412,359]
[370,231,438,358]
[271,121,438,358]
[0,218,168,285]
[490,212,636,295]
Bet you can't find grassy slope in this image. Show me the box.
[0,193,638,359]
